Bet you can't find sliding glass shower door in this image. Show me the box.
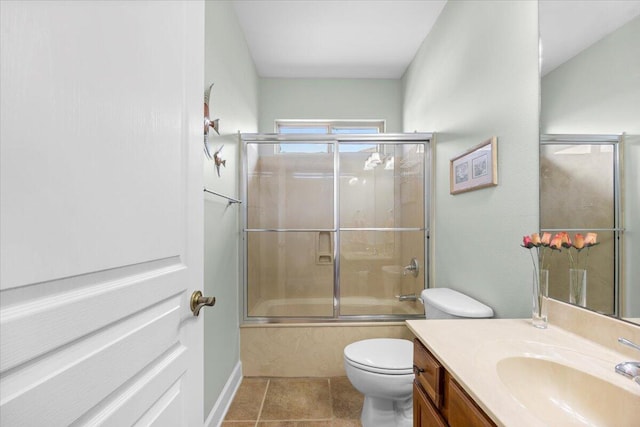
[242,134,430,322]
[339,142,425,316]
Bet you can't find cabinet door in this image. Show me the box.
[414,339,444,407]
[414,382,447,427]
[447,378,496,427]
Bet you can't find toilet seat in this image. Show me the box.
[344,338,413,375]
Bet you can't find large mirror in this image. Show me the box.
[539,1,640,325]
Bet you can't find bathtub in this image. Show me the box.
[248,296,424,319]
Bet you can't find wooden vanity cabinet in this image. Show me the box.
[413,338,496,427]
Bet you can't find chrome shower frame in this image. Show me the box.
[240,133,433,324]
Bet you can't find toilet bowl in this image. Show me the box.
[344,338,414,427]
[344,288,494,427]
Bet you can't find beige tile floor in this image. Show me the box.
[222,377,364,427]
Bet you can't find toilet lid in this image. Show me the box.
[421,288,494,318]
[344,339,413,374]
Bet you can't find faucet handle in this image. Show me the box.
[618,337,640,352]
[403,258,419,278]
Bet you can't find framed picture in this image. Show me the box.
[450,137,497,195]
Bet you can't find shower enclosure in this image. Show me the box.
[540,134,622,315]
[241,133,431,322]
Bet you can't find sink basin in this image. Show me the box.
[497,356,639,426]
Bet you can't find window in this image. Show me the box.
[275,120,385,154]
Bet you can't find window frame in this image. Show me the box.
[274,120,386,154]
[275,119,385,135]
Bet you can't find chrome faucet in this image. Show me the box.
[615,337,640,386]
[396,293,419,302]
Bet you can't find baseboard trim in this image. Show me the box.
[204,361,243,427]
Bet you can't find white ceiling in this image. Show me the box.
[232,0,640,79]
[540,0,640,76]
[232,0,447,78]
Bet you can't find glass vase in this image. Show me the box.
[532,268,548,329]
[569,268,587,307]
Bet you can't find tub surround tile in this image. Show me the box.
[241,324,413,377]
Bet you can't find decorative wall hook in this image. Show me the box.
[204,83,220,143]
[204,83,226,177]
[213,144,226,177]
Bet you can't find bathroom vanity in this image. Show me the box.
[407,314,640,427]
[413,338,494,427]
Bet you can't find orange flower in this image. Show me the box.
[573,233,585,250]
[531,233,541,245]
[560,231,572,249]
[541,232,552,246]
[584,232,598,246]
[565,231,599,268]
[550,233,563,250]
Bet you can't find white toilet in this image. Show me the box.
[420,287,494,319]
[343,288,493,427]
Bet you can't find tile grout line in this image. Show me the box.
[327,377,334,421]
[254,378,270,427]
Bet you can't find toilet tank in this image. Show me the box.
[421,288,493,319]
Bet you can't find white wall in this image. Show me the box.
[541,17,640,318]
[402,0,540,318]
[204,0,258,422]
[259,78,402,132]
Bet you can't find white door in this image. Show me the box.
[0,1,204,426]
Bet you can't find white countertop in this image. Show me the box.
[406,318,640,427]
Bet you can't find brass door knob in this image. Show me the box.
[190,290,216,316]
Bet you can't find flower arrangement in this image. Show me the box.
[522,231,599,270]
[548,231,599,270]
[521,232,560,328]
[522,231,599,309]
[522,232,560,271]
[555,231,599,306]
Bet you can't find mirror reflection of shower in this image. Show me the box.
[540,134,622,316]
[241,134,431,322]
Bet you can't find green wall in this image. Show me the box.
[402,0,540,318]
[259,78,402,132]
[204,0,258,421]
